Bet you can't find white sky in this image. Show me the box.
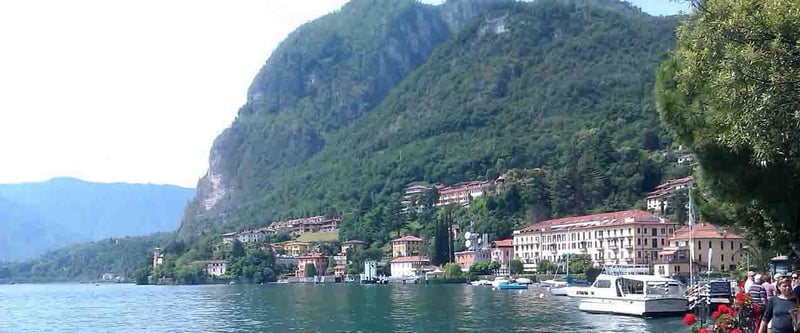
[0,0,687,188]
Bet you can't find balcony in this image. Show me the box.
[607,245,619,250]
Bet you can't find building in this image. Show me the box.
[205,260,228,277]
[654,223,748,277]
[265,215,341,235]
[401,183,441,212]
[283,241,312,256]
[295,253,327,277]
[491,239,514,275]
[340,240,365,254]
[454,250,491,272]
[645,176,695,212]
[677,154,695,165]
[390,256,431,277]
[513,210,678,271]
[222,232,238,244]
[332,254,348,277]
[391,235,423,257]
[435,181,492,207]
[152,247,163,268]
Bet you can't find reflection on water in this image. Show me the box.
[0,283,685,332]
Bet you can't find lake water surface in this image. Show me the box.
[0,283,686,332]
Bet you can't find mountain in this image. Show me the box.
[178,0,682,241]
[0,177,194,261]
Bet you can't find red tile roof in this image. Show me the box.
[646,176,694,198]
[671,223,743,240]
[391,256,431,263]
[517,210,669,234]
[492,239,513,247]
[296,253,327,259]
[392,235,423,242]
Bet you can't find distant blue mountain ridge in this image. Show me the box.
[0,177,194,261]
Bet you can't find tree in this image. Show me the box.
[443,263,461,279]
[536,259,556,274]
[509,259,524,275]
[655,0,800,259]
[231,240,245,259]
[304,263,317,277]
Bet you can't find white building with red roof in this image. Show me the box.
[390,256,431,277]
[434,181,492,207]
[645,176,695,212]
[513,210,677,271]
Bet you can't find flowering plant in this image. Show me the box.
[685,292,753,333]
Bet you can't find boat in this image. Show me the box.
[470,279,492,286]
[515,277,532,285]
[497,282,528,290]
[577,273,685,317]
[491,276,510,288]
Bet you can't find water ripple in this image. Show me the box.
[0,283,685,332]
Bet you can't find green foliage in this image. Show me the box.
[6,233,171,282]
[443,262,462,278]
[304,263,317,277]
[568,254,592,275]
[227,249,277,283]
[537,259,557,274]
[181,0,682,251]
[655,0,800,259]
[509,259,524,275]
[469,261,501,275]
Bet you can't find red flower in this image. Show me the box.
[719,323,730,329]
[712,310,720,319]
[698,328,710,333]
[683,313,697,326]
[730,329,742,333]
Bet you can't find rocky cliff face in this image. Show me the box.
[181,0,507,237]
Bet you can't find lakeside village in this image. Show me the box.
[146,164,777,288]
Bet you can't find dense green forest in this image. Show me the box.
[1,233,172,282]
[184,0,685,246]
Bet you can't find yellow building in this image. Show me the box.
[283,241,312,256]
[655,223,748,277]
[341,240,365,254]
[391,235,423,258]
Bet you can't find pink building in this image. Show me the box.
[295,253,327,277]
[491,239,514,275]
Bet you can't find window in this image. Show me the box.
[652,238,657,248]
[595,280,611,288]
[720,241,724,250]
[708,241,712,249]
[661,239,665,246]
[730,241,734,249]
[699,254,702,262]
[637,238,641,245]
[645,238,648,246]
[698,241,702,250]
[661,228,666,234]
[638,251,642,258]
[721,254,725,261]
[652,228,658,236]
[637,228,641,234]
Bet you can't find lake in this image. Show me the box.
[0,283,686,332]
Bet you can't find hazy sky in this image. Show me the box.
[0,0,690,188]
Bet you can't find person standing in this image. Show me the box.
[746,271,756,292]
[751,274,768,331]
[758,276,800,333]
[764,274,776,299]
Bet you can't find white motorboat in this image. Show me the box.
[515,277,532,285]
[551,285,592,297]
[578,273,685,317]
[491,276,510,288]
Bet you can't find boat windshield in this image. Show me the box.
[645,281,682,297]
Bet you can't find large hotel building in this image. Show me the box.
[513,210,677,271]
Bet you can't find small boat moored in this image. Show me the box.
[578,272,685,317]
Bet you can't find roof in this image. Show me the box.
[223,232,238,237]
[646,176,694,198]
[670,223,743,240]
[516,210,669,234]
[342,240,364,244]
[438,181,491,194]
[391,256,431,264]
[296,253,326,259]
[392,235,423,243]
[492,239,513,247]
